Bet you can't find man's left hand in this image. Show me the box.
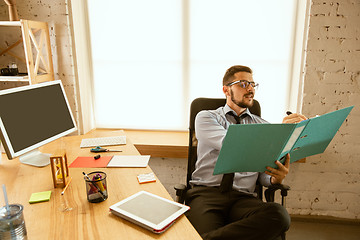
[265,153,290,184]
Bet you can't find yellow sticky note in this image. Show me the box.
[29,191,52,204]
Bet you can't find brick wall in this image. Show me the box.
[284,0,360,219]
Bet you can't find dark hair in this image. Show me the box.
[222,65,253,86]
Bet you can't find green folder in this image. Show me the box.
[214,106,354,174]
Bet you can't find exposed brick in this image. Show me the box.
[305,50,327,65]
[298,0,360,220]
[323,71,352,83]
[337,2,360,17]
[309,15,347,30]
[310,2,337,16]
[338,39,360,51]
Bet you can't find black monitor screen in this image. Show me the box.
[0,81,77,160]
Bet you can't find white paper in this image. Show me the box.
[281,126,305,155]
[137,172,156,183]
[107,155,150,167]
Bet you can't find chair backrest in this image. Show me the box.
[186,97,261,189]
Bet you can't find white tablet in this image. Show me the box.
[109,191,190,234]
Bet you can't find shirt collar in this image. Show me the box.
[224,104,255,120]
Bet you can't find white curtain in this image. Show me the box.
[88,0,296,130]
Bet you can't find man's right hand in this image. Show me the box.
[282,113,307,123]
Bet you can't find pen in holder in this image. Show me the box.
[83,171,108,203]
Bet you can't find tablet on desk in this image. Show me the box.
[109,191,190,234]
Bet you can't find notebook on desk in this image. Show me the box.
[107,155,150,167]
[109,191,189,234]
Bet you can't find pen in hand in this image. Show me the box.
[285,111,308,123]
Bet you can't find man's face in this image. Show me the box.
[226,71,255,109]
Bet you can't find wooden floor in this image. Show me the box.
[287,219,360,240]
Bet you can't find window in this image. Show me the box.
[87,0,300,130]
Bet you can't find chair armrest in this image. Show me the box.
[264,184,290,205]
[174,184,187,203]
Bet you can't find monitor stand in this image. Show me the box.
[19,149,51,167]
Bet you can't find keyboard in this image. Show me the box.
[80,135,127,148]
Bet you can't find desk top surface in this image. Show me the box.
[0,129,200,239]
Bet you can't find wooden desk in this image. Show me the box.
[124,129,188,158]
[0,130,201,239]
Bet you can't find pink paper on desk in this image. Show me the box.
[69,156,113,168]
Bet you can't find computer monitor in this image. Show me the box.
[0,80,77,167]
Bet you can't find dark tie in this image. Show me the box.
[219,112,245,193]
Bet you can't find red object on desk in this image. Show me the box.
[69,156,113,168]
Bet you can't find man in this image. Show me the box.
[185,65,307,240]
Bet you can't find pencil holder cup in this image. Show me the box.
[0,204,27,240]
[84,171,108,203]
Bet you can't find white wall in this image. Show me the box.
[284,0,360,219]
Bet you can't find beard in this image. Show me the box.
[230,88,254,109]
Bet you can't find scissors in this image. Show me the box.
[90,146,122,153]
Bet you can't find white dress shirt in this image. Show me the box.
[190,104,272,196]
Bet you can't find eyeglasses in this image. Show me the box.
[226,80,259,90]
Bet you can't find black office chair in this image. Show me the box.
[174,97,290,240]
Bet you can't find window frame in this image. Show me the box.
[69,0,310,133]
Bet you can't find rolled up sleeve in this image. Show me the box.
[258,172,272,187]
